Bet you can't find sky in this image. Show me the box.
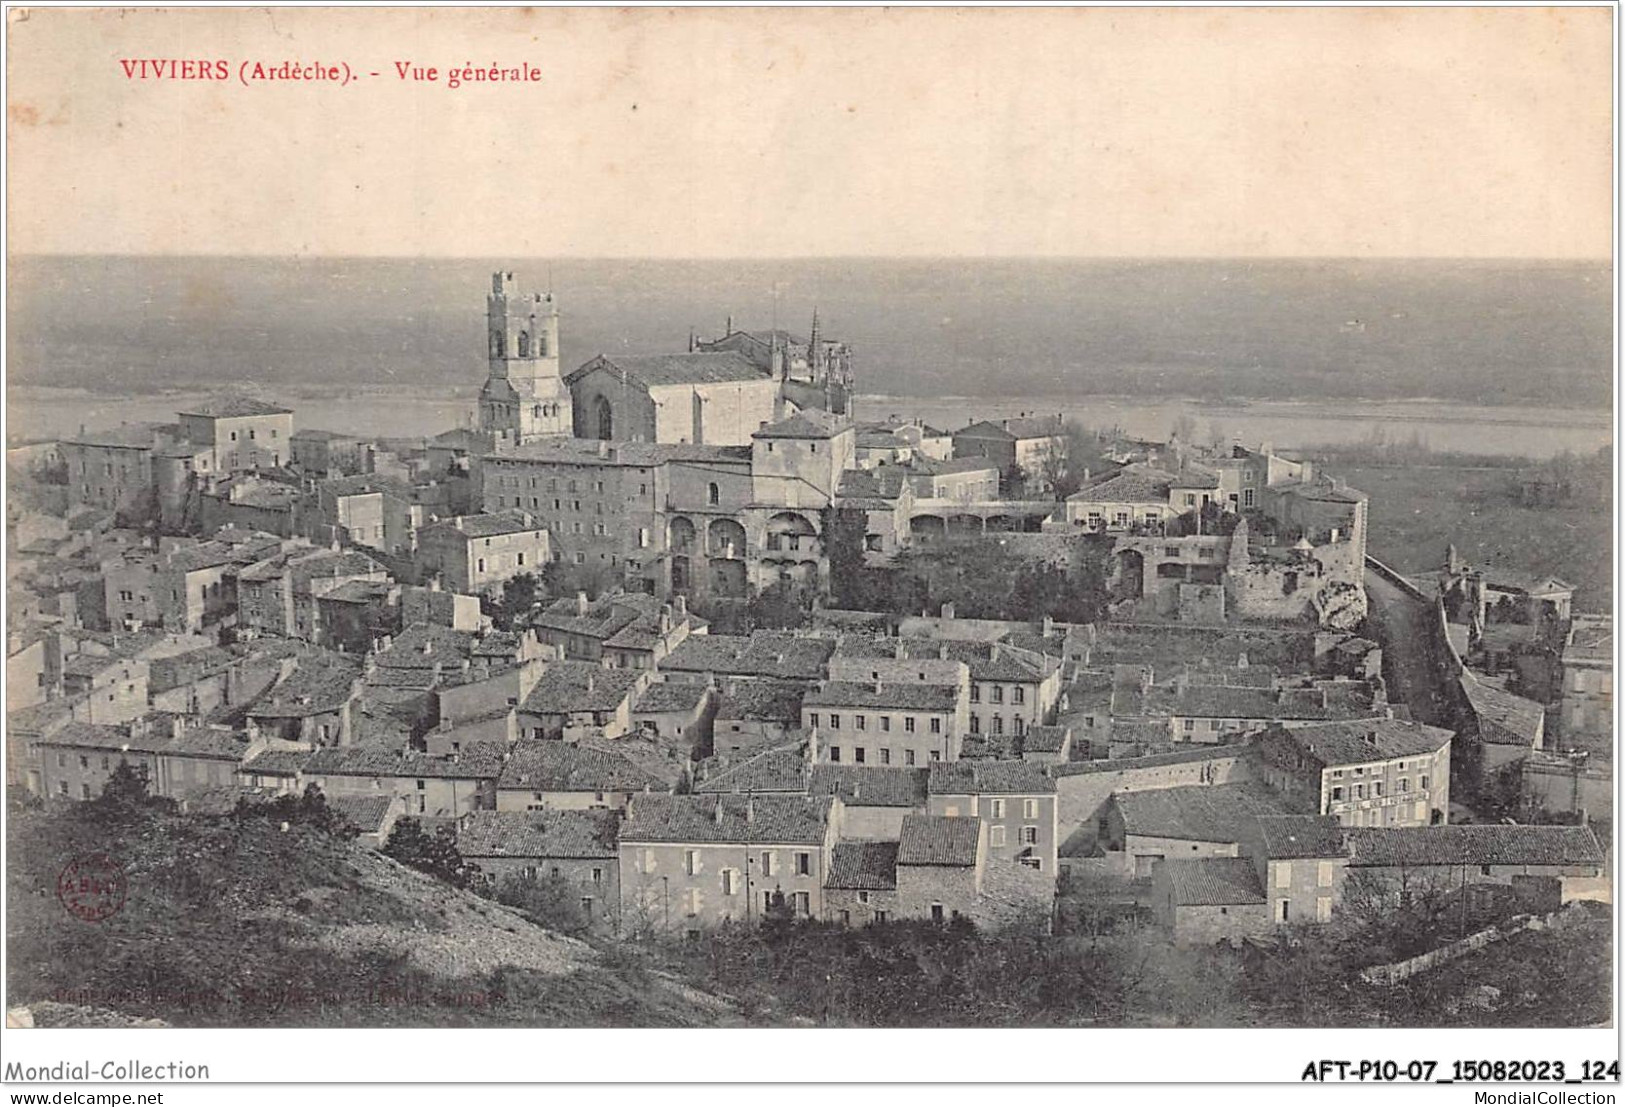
[5,6,1614,259]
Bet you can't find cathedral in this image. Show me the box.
[476,272,853,449]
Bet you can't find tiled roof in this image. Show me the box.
[1168,466,1221,490]
[7,698,77,735]
[457,808,620,860]
[826,841,900,890]
[1022,725,1071,754]
[716,678,806,723]
[659,632,835,681]
[835,467,911,502]
[1345,825,1605,869]
[1461,677,1545,747]
[753,410,851,440]
[374,623,477,669]
[1068,465,1176,506]
[619,793,834,845]
[321,474,413,499]
[954,420,1015,442]
[328,794,395,835]
[633,681,708,715]
[426,511,541,540]
[1112,782,1298,843]
[520,662,644,715]
[914,456,1001,476]
[66,423,163,449]
[567,351,769,390]
[302,741,506,780]
[321,580,397,605]
[804,680,960,712]
[292,428,356,441]
[497,741,669,793]
[810,765,928,808]
[177,397,293,418]
[1152,682,1377,722]
[249,660,362,717]
[485,438,751,468]
[1262,719,1454,768]
[1050,743,1248,778]
[63,653,125,678]
[38,722,162,754]
[833,635,1057,683]
[240,748,313,776]
[533,592,660,639]
[928,759,1055,796]
[1161,857,1267,907]
[1256,815,1347,859]
[897,814,981,867]
[694,745,809,795]
[164,726,249,761]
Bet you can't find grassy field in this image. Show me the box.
[1344,464,1612,613]
[6,801,734,1028]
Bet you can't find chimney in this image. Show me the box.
[713,796,725,825]
[170,716,185,740]
[873,677,883,695]
[597,441,609,459]
[576,591,588,617]
[937,643,948,661]
[674,595,687,617]
[422,640,433,656]
[461,658,471,675]
[941,601,955,620]
[746,797,756,824]
[1042,615,1054,637]
[990,643,1001,661]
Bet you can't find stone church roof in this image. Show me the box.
[565,352,768,390]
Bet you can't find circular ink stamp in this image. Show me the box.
[57,853,127,923]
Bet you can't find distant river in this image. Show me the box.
[10,386,1609,460]
[858,394,1613,459]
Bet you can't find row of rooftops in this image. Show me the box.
[1159,816,1605,908]
[456,801,992,885]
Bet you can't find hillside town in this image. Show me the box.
[6,271,1609,957]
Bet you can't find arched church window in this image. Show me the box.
[538,332,549,357]
[518,331,532,357]
[490,331,505,358]
[533,405,543,420]
[708,483,720,506]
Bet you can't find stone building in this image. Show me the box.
[458,809,622,930]
[951,415,1067,489]
[1559,614,1611,739]
[176,397,295,473]
[477,272,572,445]
[617,792,842,933]
[1150,856,1272,945]
[415,511,549,596]
[926,759,1059,876]
[566,352,780,447]
[1253,719,1452,829]
[694,314,855,417]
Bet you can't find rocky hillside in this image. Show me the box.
[7,801,735,1027]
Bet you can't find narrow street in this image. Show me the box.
[1362,564,1454,729]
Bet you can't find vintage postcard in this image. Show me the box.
[2,3,1616,1090]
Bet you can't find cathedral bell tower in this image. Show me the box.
[478,271,572,443]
